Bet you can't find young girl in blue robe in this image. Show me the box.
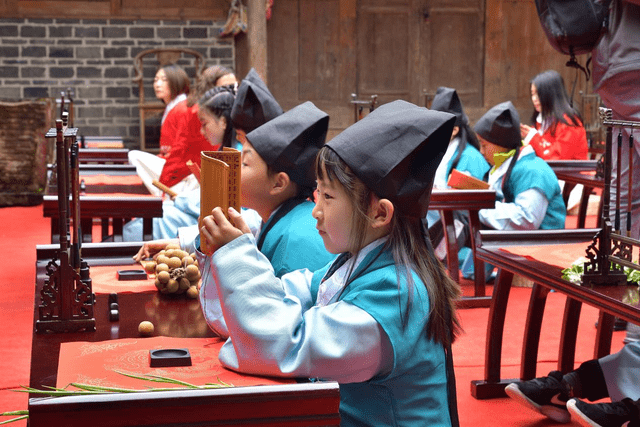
[426,87,490,266]
[199,100,462,426]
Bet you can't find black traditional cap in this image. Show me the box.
[473,101,521,149]
[326,100,455,218]
[430,86,468,126]
[231,68,284,132]
[246,101,329,189]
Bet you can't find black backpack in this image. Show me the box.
[534,0,612,80]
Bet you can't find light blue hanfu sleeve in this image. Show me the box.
[479,188,549,230]
[210,233,391,383]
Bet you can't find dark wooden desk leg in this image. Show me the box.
[521,283,550,380]
[112,218,124,242]
[594,310,614,360]
[559,297,582,373]
[50,217,60,244]
[471,268,515,399]
[577,186,593,229]
[468,214,485,297]
[101,218,110,241]
[81,218,93,243]
[142,217,154,241]
[440,210,459,282]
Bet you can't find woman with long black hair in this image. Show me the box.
[520,70,588,161]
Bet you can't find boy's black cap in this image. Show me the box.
[246,101,329,189]
[231,68,283,132]
[430,86,467,126]
[473,101,521,149]
[326,100,455,218]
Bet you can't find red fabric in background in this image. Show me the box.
[57,337,292,390]
[90,265,158,294]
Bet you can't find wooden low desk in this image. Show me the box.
[431,189,497,308]
[43,194,163,243]
[29,243,340,426]
[548,160,603,229]
[470,229,640,399]
[44,165,162,243]
[78,147,129,164]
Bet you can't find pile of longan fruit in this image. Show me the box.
[143,243,201,298]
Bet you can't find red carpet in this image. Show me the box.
[0,205,627,426]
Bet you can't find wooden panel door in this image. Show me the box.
[425,0,485,120]
[267,0,484,136]
[268,0,356,138]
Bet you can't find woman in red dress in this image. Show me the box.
[520,70,588,161]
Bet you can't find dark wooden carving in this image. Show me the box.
[37,120,95,334]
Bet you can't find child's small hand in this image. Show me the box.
[520,123,533,139]
[200,207,251,255]
[133,239,178,263]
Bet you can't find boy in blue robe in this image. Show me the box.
[197,101,336,337]
[459,101,566,279]
[475,101,566,231]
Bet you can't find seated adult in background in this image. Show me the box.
[157,66,238,188]
[128,64,191,196]
[520,70,588,161]
[426,86,490,266]
[476,101,566,231]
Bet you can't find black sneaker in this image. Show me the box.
[505,371,571,423]
[567,398,636,427]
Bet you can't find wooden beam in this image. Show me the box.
[246,0,268,83]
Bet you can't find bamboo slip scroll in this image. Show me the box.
[199,148,241,254]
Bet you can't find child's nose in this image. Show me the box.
[311,202,321,220]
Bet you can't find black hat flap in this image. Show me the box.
[326,100,455,217]
[231,68,284,132]
[430,86,468,126]
[246,101,329,189]
[473,101,521,149]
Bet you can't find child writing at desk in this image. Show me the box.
[199,100,462,426]
[475,101,566,231]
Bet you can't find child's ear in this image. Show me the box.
[269,171,291,195]
[370,198,394,229]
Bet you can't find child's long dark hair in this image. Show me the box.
[316,146,461,347]
[198,86,236,148]
[450,121,480,172]
[530,70,583,135]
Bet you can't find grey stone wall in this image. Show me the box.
[0,18,234,149]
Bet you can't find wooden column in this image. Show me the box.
[247,0,268,83]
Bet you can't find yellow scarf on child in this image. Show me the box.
[491,149,516,173]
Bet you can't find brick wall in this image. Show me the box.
[0,18,234,149]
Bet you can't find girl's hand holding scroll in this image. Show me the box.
[200,207,251,255]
